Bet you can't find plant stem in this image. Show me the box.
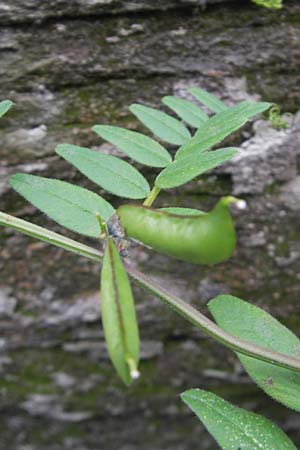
[1,211,300,373]
[0,211,101,261]
[143,186,161,207]
[96,213,108,239]
[125,263,300,372]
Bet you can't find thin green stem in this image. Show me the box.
[1,211,300,373]
[0,211,101,261]
[143,186,161,207]
[96,212,108,239]
[125,263,300,372]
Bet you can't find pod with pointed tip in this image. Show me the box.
[117,197,239,265]
[100,237,139,385]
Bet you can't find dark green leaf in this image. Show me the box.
[209,295,300,411]
[176,101,271,160]
[181,389,297,450]
[0,100,13,118]
[56,144,150,199]
[162,96,208,128]
[129,103,191,145]
[10,174,115,237]
[156,148,238,189]
[189,87,228,113]
[101,238,139,385]
[92,125,172,167]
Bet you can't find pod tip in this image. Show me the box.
[126,355,140,380]
[130,369,140,380]
[236,199,247,210]
[222,196,247,210]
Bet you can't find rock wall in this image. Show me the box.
[0,1,300,449]
[0,1,234,24]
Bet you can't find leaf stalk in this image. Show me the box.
[143,185,161,207]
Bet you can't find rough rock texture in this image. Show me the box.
[0,0,232,24]
[221,113,300,194]
[1,1,300,450]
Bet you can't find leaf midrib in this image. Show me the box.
[16,178,101,219]
[98,127,169,164]
[69,151,148,194]
[166,99,207,121]
[170,150,235,174]
[136,106,190,141]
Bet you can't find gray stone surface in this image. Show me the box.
[0,0,230,24]
[1,1,300,450]
[0,287,17,316]
[221,113,300,194]
[280,176,300,211]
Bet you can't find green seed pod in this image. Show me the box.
[100,237,140,385]
[117,196,242,265]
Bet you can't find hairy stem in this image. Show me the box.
[1,211,300,373]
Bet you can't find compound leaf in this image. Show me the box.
[10,174,115,237]
[188,87,228,113]
[56,144,150,199]
[181,389,296,450]
[93,125,172,168]
[156,148,238,189]
[0,100,13,118]
[176,101,271,160]
[129,103,191,145]
[209,295,300,411]
[162,96,208,128]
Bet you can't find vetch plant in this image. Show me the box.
[0,89,299,449]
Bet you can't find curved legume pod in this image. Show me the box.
[100,237,140,385]
[117,196,239,265]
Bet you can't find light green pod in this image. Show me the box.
[117,196,239,265]
[100,237,140,385]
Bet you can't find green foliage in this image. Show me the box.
[11,91,271,222]
[101,238,139,385]
[209,295,300,411]
[189,87,228,113]
[0,100,13,118]
[268,104,290,129]
[92,125,172,167]
[56,143,150,199]
[156,148,238,189]
[162,96,208,128]
[9,174,115,237]
[2,88,299,446]
[251,0,282,9]
[129,103,191,145]
[176,101,271,159]
[181,389,296,450]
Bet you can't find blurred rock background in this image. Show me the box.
[0,1,300,449]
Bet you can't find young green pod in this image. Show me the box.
[100,237,140,385]
[117,197,241,265]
